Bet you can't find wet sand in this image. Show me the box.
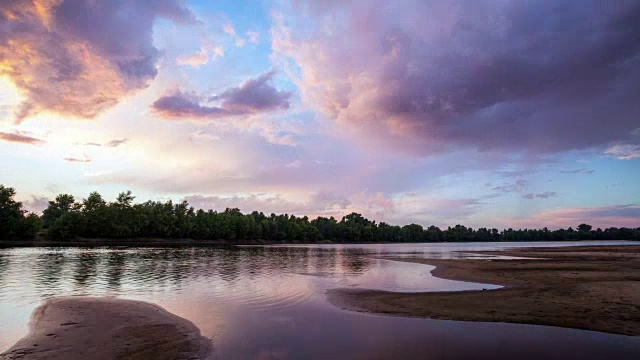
[328,245,640,336]
[0,297,212,360]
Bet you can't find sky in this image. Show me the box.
[1,0,639,230]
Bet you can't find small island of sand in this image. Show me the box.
[329,245,640,336]
[0,297,212,360]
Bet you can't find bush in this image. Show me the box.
[50,212,87,239]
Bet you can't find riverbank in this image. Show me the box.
[1,238,634,248]
[0,237,258,248]
[0,297,212,360]
[328,245,640,336]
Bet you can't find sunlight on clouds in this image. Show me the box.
[0,77,25,121]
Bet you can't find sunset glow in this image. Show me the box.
[1,0,639,229]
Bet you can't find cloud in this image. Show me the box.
[0,131,44,144]
[0,0,195,121]
[105,139,128,147]
[605,143,640,160]
[183,191,351,218]
[560,168,595,174]
[152,71,291,119]
[22,195,50,214]
[272,1,640,155]
[176,39,224,68]
[284,160,302,168]
[502,204,640,229]
[64,154,91,163]
[81,138,128,147]
[388,196,484,226]
[223,22,236,36]
[188,130,219,142]
[491,179,528,193]
[223,21,246,47]
[183,190,395,221]
[522,191,558,200]
[152,90,230,119]
[247,31,260,44]
[176,48,209,67]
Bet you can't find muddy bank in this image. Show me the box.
[328,245,640,336]
[0,297,212,360]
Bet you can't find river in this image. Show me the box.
[1,241,638,359]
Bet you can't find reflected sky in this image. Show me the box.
[1,241,639,359]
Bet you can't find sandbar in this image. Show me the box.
[328,245,640,336]
[0,297,212,359]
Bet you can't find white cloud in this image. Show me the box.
[247,31,260,44]
[605,143,640,160]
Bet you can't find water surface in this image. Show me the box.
[1,241,638,359]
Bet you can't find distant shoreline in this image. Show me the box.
[0,238,636,248]
[328,245,640,336]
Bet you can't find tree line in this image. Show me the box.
[1,185,639,242]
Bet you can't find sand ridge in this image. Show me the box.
[0,297,213,360]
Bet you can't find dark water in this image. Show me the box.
[1,241,638,359]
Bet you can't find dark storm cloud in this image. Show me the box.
[275,1,640,154]
[0,0,195,121]
[152,71,291,120]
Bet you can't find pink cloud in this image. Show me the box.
[0,131,44,144]
[0,0,195,121]
[498,204,640,229]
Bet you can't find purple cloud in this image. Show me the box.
[82,139,128,147]
[0,0,195,121]
[152,90,229,119]
[211,71,291,113]
[523,191,558,200]
[153,71,291,120]
[560,168,595,175]
[64,155,91,163]
[491,179,528,193]
[0,131,44,145]
[503,204,640,229]
[274,1,640,155]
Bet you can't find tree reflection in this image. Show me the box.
[106,251,126,291]
[34,252,66,295]
[73,252,99,288]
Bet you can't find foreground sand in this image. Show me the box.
[329,245,640,336]
[0,297,212,360]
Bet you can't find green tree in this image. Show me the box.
[42,194,80,228]
[577,223,593,232]
[0,185,26,239]
[20,213,43,239]
[82,191,109,237]
[50,212,87,239]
